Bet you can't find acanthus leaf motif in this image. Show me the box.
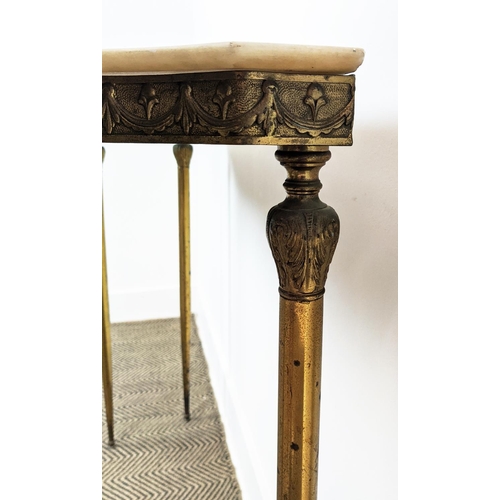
[171,83,203,135]
[267,206,340,298]
[102,84,121,134]
[304,83,327,121]
[267,208,307,293]
[138,84,159,120]
[256,81,282,136]
[213,82,235,120]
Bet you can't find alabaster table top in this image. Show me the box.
[102,42,364,146]
[102,42,364,76]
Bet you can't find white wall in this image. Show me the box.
[103,1,397,499]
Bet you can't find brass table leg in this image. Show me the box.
[102,147,115,446]
[173,144,193,421]
[267,146,339,500]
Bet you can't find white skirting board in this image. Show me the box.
[192,289,268,500]
[108,287,180,323]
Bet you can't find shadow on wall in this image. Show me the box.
[227,123,398,340]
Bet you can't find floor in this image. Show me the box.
[102,318,242,499]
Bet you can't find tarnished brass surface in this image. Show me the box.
[173,144,193,421]
[278,297,323,499]
[102,147,115,446]
[102,72,355,146]
[267,146,339,499]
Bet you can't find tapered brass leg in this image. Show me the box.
[102,147,115,446]
[173,144,193,421]
[267,146,340,500]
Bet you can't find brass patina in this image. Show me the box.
[103,69,356,500]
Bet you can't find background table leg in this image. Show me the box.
[174,144,193,421]
[102,147,115,446]
[267,146,340,499]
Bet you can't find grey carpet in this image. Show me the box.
[102,318,242,500]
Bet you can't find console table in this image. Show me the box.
[102,41,364,500]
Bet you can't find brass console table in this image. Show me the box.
[102,42,364,500]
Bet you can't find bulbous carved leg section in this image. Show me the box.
[267,146,340,302]
[267,205,339,302]
[267,146,339,500]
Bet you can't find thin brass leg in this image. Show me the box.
[173,144,193,421]
[102,147,115,446]
[267,146,339,499]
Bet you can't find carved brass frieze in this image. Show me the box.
[102,72,356,146]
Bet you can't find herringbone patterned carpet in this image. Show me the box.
[102,318,242,500]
